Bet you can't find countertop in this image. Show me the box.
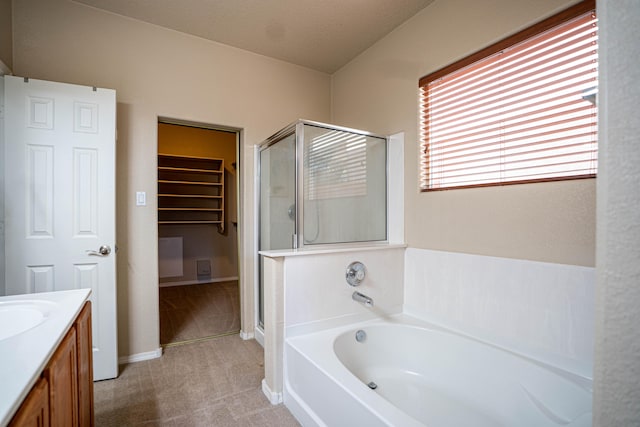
[0,289,91,426]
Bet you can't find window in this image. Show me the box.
[419,0,597,191]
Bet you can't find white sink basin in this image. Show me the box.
[0,289,91,426]
[0,300,59,341]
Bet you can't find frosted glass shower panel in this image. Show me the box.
[259,133,296,251]
[258,132,296,328]
[302,124,386,244]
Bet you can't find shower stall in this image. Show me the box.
[258,120,388,327]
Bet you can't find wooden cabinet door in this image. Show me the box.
[45,328,78,427]
[9,302,94,426]
[75,302,94,426]
[8,377,50,427]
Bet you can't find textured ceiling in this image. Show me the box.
[73,0,434,73]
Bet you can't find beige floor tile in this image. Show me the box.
[94,335,299,427]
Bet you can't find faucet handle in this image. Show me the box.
[346,261,366,286]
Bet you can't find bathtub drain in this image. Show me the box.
[367,381,378,390]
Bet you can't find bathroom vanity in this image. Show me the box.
[0,289,93,426]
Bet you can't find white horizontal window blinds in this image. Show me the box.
[305,129,367,200]
[419,6,597,191]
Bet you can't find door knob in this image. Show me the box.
[87,245,111,256]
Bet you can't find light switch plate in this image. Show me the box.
[136,191,146,206]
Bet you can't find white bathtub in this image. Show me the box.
[284,315,592,427]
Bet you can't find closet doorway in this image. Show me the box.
[156,119,240,346]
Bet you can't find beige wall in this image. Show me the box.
[0,0,11,70]
[12,0,331,357]
[331,0,595,267]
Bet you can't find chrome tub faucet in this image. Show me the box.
[352,291,373,308]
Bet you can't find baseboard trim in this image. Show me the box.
[159,277,239,287]
[239,330,255,341]
[254,327,264,347]
[118,348,163,364]
[0,60,12,76]
[262,379,283,405]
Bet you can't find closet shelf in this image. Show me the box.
[158,194,222,199]
[158,220,223,225]
[158,208,223,212]
[158,180,222,186]
[157,154,224,229]
[158,166,223,174]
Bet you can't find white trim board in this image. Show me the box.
[253,327,264,347]
[240,330,255,341]
[262,379,283,405]
[118,348,163,365]
[0,60,11,76]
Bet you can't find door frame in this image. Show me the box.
[155,117,246,341]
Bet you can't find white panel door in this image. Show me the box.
[3,75,118,381]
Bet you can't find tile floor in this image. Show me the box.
[94,334,300,426]
[159,281,241,345]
